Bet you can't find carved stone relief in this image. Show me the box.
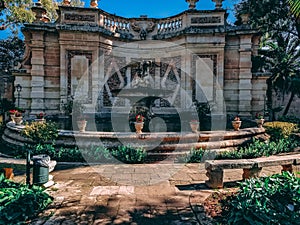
[67,51,92,102]
[192,54,217,102]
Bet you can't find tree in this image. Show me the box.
[289,0,300,17]
[0,36,24,71]
[261,34,300,116]
[0,0,85,31]
[0,0,35,30]
[70,0,85,7]
[235,0,300,38]
[235,0,300,116]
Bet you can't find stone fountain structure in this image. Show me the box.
[4,0,270,160]
[15,0,267,120]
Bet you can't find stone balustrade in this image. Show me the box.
[58,6,225,39]
[157,16,184,34]
[99,11,131,33]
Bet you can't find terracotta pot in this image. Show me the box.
[256,118,264,128]
[134,122,144,134]
[232,120,242,131]
[189,122,199,133]
[10,114,15,123]
[90,0,98,8]
[77,120,87,132]
[63,0,71,5]
[3,168,14,180]
[14,116,23,125]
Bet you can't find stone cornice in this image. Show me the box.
[225,25,260,36]
[23,7,259,41]
[23,22,259,41]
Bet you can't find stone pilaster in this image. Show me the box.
[238,35,253,117]
[30,31,45,114]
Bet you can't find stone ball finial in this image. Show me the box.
[212,0,224,9]
[35,0,42,7]
[62,0,71,6]
[90,0,98,8]
[185,0,199,9]
[31,2,48,23]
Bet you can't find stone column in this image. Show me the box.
[30,31,45,114]
[238,34,253,117]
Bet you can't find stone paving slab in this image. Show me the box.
[10,163,299,224]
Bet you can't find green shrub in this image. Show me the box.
[81,146,112,163]
[55,146,84,162]
[182,148,214,163]
[21,121,59,144]
[112,145,146,164]
[0,174,53,225]
[225,172,300,225]
[278,115,300,125]
[264,121,298,140]
[217,138,297,160]
[30,144,113,163]
[32,144,84,162]
[185,148,205,163]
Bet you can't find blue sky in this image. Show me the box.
[95,0,236,19]
[0,0,237,39]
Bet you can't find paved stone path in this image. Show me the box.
[13,163,298,225]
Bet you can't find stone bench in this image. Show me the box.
[205,153,300,189]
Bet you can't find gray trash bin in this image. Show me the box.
[32,154,50,185]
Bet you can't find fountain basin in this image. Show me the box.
[2,122,269,160]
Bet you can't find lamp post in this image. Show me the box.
[0,0,5,10]
[16,84,22,108]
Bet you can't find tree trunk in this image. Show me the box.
[266,78,275,121]
[283,92,295,116]
[296,17,300,39]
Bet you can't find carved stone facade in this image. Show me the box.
[15,4,267,120]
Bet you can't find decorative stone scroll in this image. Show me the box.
[64,13,96,23]
[191,16,221,24]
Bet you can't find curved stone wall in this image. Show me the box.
[2,122,268,160]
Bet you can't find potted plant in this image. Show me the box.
[134,114,144,134]
[9,109,17,123]
[13,110,23,125]
[73,101,87,132]
[255,113,264,128]
[35,112,46,123]
[232,115,241,131]
[189,119,200,133]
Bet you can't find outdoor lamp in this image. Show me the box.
[16,84,22,107]
[16,84,22,93]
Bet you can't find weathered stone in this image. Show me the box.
[282,164,294,173]
[205,168,224,189]
[242,167,262,179]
